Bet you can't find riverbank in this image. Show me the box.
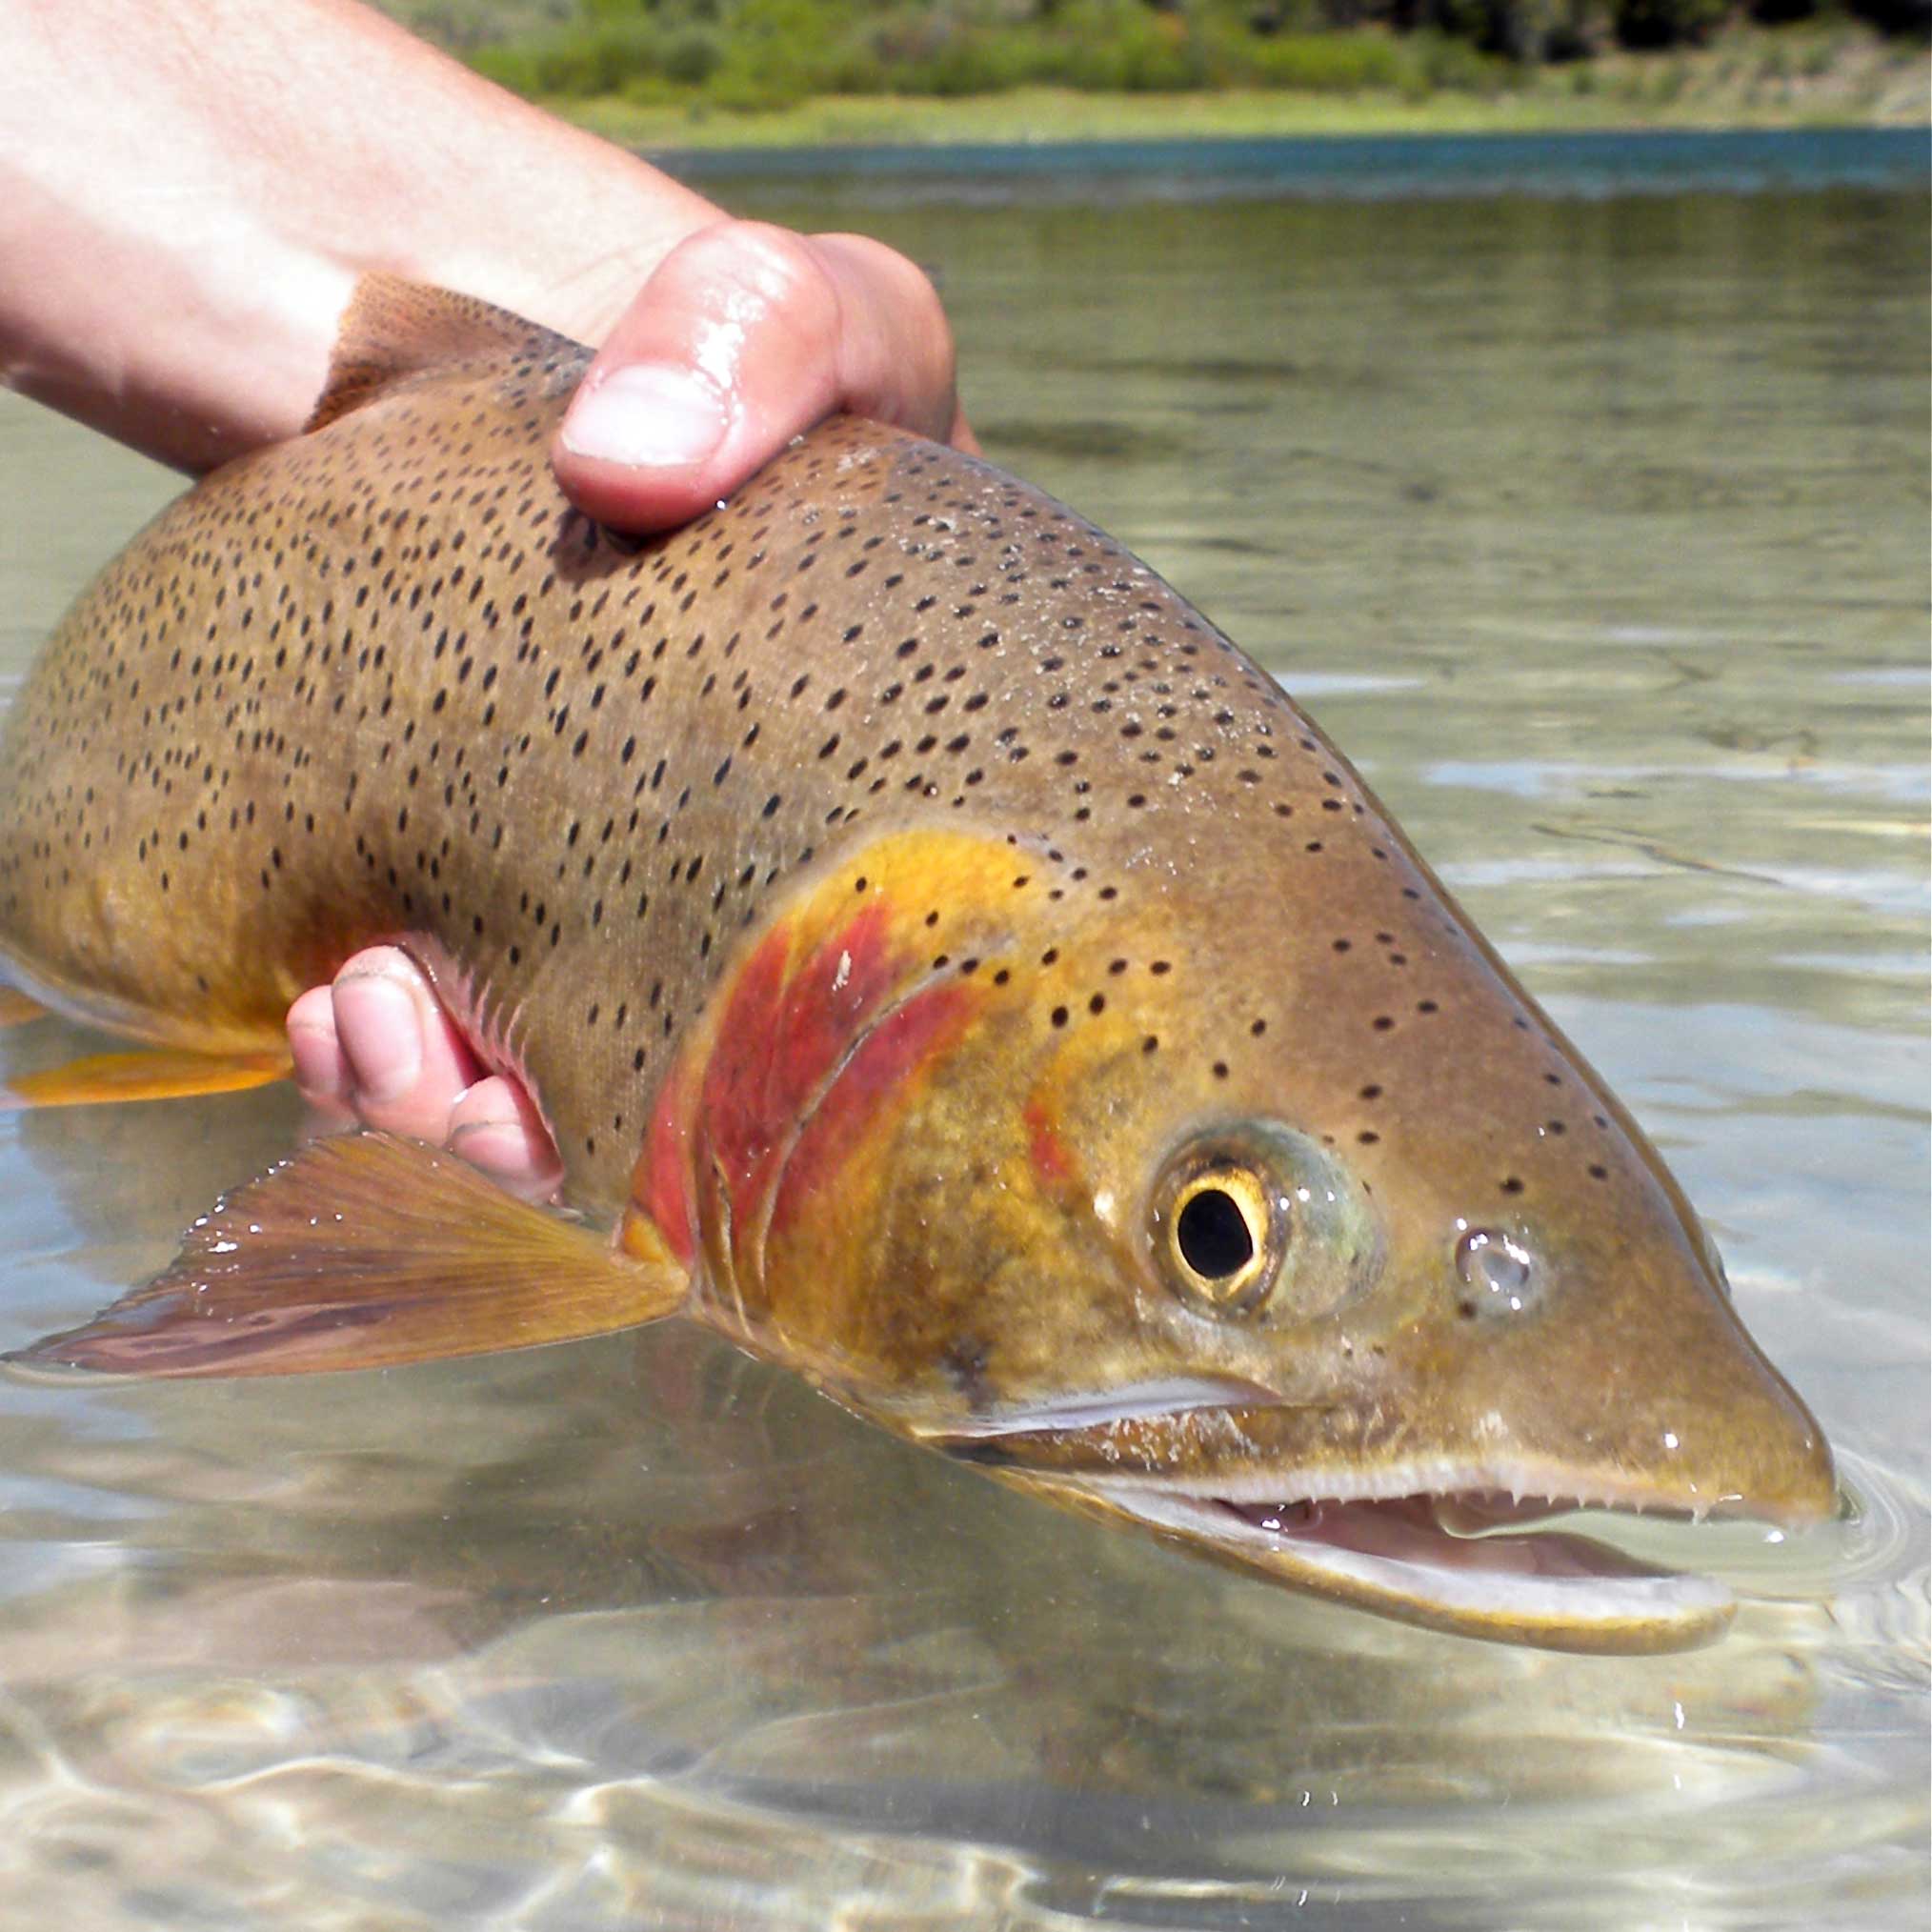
[473,25,1926,149]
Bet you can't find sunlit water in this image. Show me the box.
[0,137,1925,1929]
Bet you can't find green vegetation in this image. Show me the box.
[382,0,1929,136]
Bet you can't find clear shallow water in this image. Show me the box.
[0,146,1926,1928]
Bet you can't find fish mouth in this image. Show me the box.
[925,1379,1832,1652]
[1054,1476,1740,1654]
[936,1399,1775,1651]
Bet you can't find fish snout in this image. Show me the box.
[1385,1193,1841,1530]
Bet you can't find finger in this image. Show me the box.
[288,982,354,1118]
[449,1076,564,1201]
[949,407,982,458]
[553,220,969,531]
[326,946,482,1145]
[287,952,564,1187]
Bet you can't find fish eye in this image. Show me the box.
[1151,1125,1383,1322]
[1177,1183,1257,1279]
[1167,1163,1280,1312]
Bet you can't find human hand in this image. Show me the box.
[290,220,976,1193]
[556,218,976,524]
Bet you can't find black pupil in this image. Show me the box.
[1177,1187,1256,1280]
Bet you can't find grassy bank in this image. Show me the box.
[382,4,1928,145]
[559,32,1928,147]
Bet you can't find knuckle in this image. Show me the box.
[810,232,960,431]
[828,231,950,333]
[679,219,839,332]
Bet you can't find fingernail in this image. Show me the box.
[332,973,423,1106]
[559,362,729,470]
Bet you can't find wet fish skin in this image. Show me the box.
[0,279,1835,1649]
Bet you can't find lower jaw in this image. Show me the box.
[1053,1480,1738,1654]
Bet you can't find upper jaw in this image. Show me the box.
[1066,1453,1801,1523]
[926,1378,1839,1530]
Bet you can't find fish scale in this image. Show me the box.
[0,277,1835,1652]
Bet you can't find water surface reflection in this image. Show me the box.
[0,154,1924,1928]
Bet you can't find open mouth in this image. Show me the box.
[1061,1478,1738,1652]
[923,1380,1815,1652]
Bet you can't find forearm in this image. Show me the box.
[0,0,715,472]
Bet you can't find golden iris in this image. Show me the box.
[1157,1156,1287,1315]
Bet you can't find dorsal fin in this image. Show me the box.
[306,273,588,433]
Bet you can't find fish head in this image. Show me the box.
[944,870,1836,1654]
[631,796,1834,1652]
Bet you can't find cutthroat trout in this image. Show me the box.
[0,278,1835,1652]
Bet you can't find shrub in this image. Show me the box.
[1415,24,1508,82]
[1414,0,1600,59]
[661,29,723,84]
[1613,0,1727,48]
[1243,30,1406,84]
[471,15,665,95]
[1842,0,1932,31]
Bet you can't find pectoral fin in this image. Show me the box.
[1,1047,289,1111]
[8,1131,689,1379]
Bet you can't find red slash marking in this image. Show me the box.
[769,980,981,1241]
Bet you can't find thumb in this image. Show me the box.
[553,219,971,531]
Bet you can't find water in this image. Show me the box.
[1,135,1925,1928]
[658,125,1932,200]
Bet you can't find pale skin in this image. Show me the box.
[3,0,975,1197]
